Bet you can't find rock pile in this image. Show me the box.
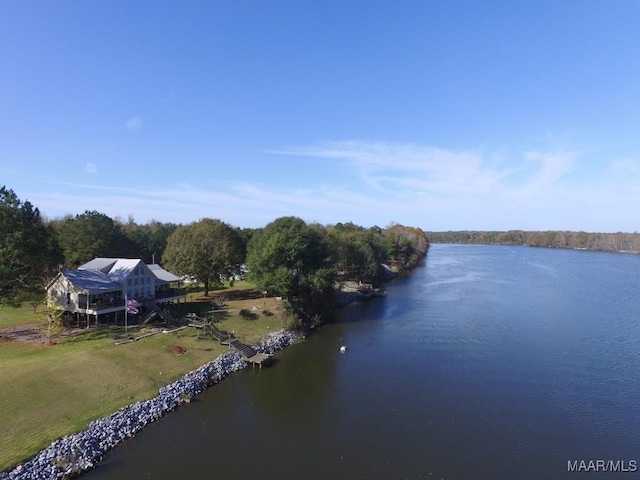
[256,329,296,354]
[0,329,296,480]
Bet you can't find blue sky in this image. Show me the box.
[2,1,640,231]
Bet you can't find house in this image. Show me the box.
[46,258,187,327]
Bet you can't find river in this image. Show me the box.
[85,244,640,479]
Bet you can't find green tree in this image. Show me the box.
[53,210,126,267]
[0,186,61,301]
[246,216,334,298]
[41,304,64,345]
[120,218,178,264]
[162,218,245,296]
[326,222,386,284]
[382,224,429,268]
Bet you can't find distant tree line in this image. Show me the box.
[427,230,640,252]
[0,186,429,325]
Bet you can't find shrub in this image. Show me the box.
[239,308,258,320]
[281,311,301,330]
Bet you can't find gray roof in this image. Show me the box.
[60,258,182,291]
[107,259,143,283]
[63,270,122,292]
[78,258,119,273]
[79,258,148,283]
[148,264,182,283]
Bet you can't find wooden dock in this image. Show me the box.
[243,352,273,368]
[186,315,274,368]
[230,339,273,368]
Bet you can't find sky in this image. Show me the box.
[2,1,640,232]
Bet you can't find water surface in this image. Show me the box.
[86,245,640,479]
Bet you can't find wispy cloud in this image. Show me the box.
[126,115,142,132]
[85,162,98,174]
[276,140,555,198]
[270,140,638,230]
[19,140,640,232]
[521,150,577,192]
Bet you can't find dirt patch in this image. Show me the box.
[170,345,188,356]
[0,322,84,345]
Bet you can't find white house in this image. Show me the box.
[46,258,186,327]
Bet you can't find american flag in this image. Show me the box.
[126,298,140,315]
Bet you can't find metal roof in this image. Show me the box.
[148,264,182,283]
[78,258,119,273]
[63,270,123,292]
[107,259,143,283]
[59,258,182,291]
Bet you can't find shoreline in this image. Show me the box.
[0,329,296,480]
[1,260,426,479]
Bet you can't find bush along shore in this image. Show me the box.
[0,329,296,480]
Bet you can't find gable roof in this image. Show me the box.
[148,264,182,283]
[52,258,182,293]
[78,258,119,273]
[62,269,123,292]
[107,259,145,283]
[78,258,151,283]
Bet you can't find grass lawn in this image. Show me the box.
[0,283,291,472]
[0,304,42,329]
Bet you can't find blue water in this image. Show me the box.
[86,245,640,479]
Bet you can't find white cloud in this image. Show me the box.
[126,115,142,131]
[277,140,530,197]
[270,140,639,230]
[522,150,577,191]
[21,140,640,232]
[85,162,98,174]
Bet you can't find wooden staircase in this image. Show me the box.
[141,301,174,324]
[229,339,257,358]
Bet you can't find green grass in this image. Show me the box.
[0,283,289,472]
[0,304,41,329]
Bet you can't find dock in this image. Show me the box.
[229,339,273,368]
[185,314,274,368]
[243,352,273,368]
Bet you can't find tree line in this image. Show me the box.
[0,186,429,322]
[426,230,640,252]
